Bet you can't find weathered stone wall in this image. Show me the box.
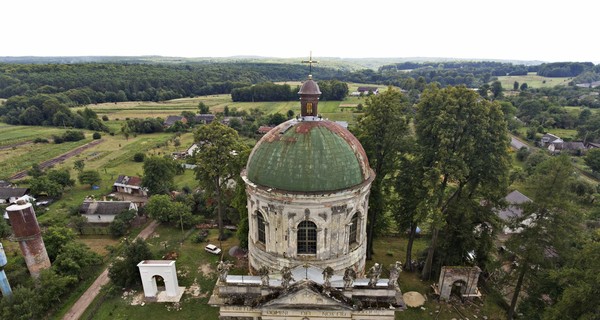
[437,266,481,300]
[244,175,372,275]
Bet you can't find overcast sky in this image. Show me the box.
[2,0,597,62]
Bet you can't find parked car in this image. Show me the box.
[205,244,222,255]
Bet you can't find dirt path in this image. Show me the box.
[10,139,105,180]
[63,220,160,320]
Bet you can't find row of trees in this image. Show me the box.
[231,80,349,102]
[355,85,600,319]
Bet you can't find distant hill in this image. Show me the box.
[0,55,545,70]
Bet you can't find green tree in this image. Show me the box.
[108,238,153,288]
[491,80,503,99]
[354,87,411,260]
[194,121,249,240]
[392,139,429,271]
[0,286,44,320]
[29,176,64,198]
[520,82,528,91]
[28,163,44,178]
[73,159,85,173]
[0,217,11,238]
[43,226,76,261]
[69,215,88,235]
[78,170,101,187]
[415,85,510,279]
[286,109,294,119]
[53,242,101,280]
[584,148,600,172]
[141,156,177,195]
[198,101,210,114]
[505,156,581,319]
[542,238,600,319]
[513,81,519,91]
[47,168,75,188]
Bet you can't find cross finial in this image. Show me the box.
[301,51,318,75]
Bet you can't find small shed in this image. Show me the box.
[113,175,147,196]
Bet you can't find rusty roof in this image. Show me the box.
[245,120,371,192]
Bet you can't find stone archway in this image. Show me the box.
[137,260,180,299]
[437,266,481,301]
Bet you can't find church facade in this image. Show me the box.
[242,75,374,275]
[210,72,404,319]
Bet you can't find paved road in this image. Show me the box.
[63,220,160,320]
[510,135,530,150]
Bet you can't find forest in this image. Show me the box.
[2,60,600,128]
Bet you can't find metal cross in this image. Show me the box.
[301,51,318,74]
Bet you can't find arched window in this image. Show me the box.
[297,221,317,254]
[257,212,266,244]
[349,213,359,245]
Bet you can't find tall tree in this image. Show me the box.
[505,155,581,319]
[141,156,177,195]
[198,101,210,114]
[78,170,101,188]
[392,138,429,271]
[194,121,249,240]
[354,87,411,260]
[108,238,153,288]
[415,85,510,279]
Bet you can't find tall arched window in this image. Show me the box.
[297,221,317,254]
[349,213,359,245]
[257,212,266,244]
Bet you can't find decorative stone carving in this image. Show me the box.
[281,266,294,289]
[217,260,232,283]
[343,266,356,289]
[322,266,334,288]
[367,263,382,287]
[388,261,402,288]
[258,266,270,287]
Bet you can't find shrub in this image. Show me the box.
[53,135,64,144]
[62,130,85,142]
[33,137,49,143]
[102,115,109,121]
[133,152,145,162]
[92,132,101,139]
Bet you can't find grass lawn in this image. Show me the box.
[79,225,507,320]
[496,72,571,89]
[0,124,67,146]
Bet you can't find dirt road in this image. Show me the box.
[63,220,160,320]
[10,139,105,180]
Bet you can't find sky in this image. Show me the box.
[2,0,598,63]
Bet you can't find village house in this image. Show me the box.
[221,116,243,126]
[496,190,532,234]
[163,115,187,128]
[539,133,562,147]
[113,175,147,197]
[194,113,215,124]
[79,199,137,223]
[0,187,29,204]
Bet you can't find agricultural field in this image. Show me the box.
[496,72,572,89]
[75,83,378,125]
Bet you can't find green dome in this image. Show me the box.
[246,120,371,192]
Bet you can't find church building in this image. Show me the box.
[210,71,404,319]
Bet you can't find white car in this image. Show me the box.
[205,244,222,255]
